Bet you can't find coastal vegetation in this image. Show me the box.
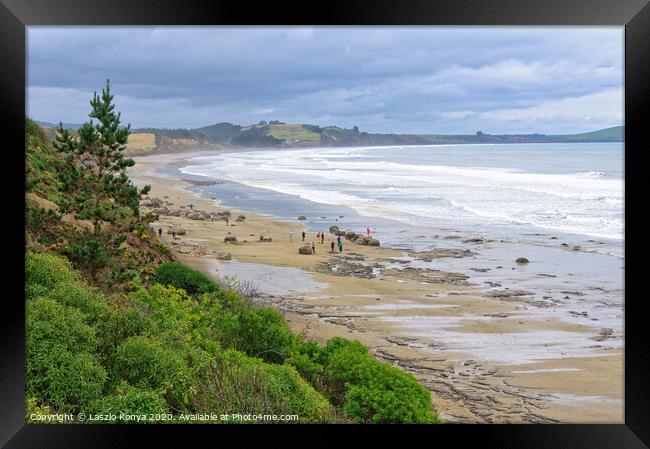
[25,82,441,424]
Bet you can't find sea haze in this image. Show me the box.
[178,142,623,256]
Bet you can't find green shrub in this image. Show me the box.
[26,296,106,413]
[26,252,80,295]
[44,351,108,413]
[321,338,438,424]
[285,339,323,384]
[154,262,220,296]
[92,381,168,420]
[25,397,52,423]
[96,304,154,364]
[26,251,107,321]
[26,340,107,413]
[193,349,334,423]
[207,290,295,363]
[26,297,98,356]
[114,336,187,391]
[129,283,194,336]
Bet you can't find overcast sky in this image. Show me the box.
[27,26,623,134]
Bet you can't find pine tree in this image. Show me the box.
[53,80,151,277]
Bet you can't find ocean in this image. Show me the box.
[177,142,624,257]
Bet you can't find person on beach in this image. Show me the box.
[338,240,343,253]
[225,217,229,226]
[336,235,341,244]
[321,232,325,244]
[210,214,214,222]
[316,231,320,240]
[367,227,371,236]
[302,231,306,242]
[189,202,194,210]
[158,228,162,238]
[331,240,335,253]
[312,242,316,254]
[289,231,294,241]
[172,230,177,241]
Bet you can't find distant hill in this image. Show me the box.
[421,126,624,145]
[547,126,624,142]
[34,118,624,154]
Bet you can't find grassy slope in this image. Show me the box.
[125,133,157,152]
[268,124,322,143]
[548,126,624,142]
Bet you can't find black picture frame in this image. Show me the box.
[2,0,648,447]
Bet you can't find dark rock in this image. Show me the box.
[515,257,530,264]
[367,238,380,247]
[297,215,307,220]
[299,245,313,255]
[224,235,238,243]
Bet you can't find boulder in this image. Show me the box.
[216,251,232,260]
[224,235,238,243]
[297,215,307,220]
[336,230,346,237]
[217,210,231,216]
[298,245,313,255]
[345,231,357,241]
[329,225,340,234]
[367,238,380,247]
[166,228,186,236]
[235,215,246,222]
[515,257,530,264]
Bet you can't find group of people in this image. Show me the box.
[157,212,368,256]
[292,230,345,254]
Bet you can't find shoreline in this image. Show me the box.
[128,151,623,424]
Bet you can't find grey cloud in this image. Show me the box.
[27,26,623,134]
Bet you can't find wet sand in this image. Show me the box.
[128,151,623,424]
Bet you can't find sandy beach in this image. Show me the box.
[128,151,623,424]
